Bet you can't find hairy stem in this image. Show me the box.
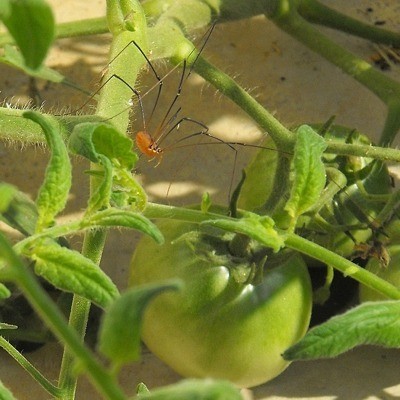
[57,1,149,399]
[285,233,400,300]
[0,336,63,398]
[298,0,400,46]
[267,3,400,145]
[0,234,126,400]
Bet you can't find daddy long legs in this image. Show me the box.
[89,25,398,241]
[87,24,264,204]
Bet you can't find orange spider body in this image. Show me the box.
[135,131,163,159]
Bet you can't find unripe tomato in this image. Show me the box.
[130,218,312,387]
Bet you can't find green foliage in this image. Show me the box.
[0,0,54,69]
[284,300,400,360]
[98,280,181,370]
[0,0,400,399]
[31,239,119,308]
[203,213,284,252]
[0,184,38,236]
[82,209,163,244]
[70,122,147,211]
[69,122,138,169]
[0,45,64,82]
[284,125,327,229]
[24,112,72,232]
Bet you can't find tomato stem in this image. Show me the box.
[0,233,126,400]
[298,0,400,46]
[57,1,149,398]
[267,2,400,146]
[285,233,400,300]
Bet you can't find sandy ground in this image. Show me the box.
[0,0,400,399]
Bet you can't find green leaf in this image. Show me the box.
[0,0,55,69]
[98,281,181,369]
[82,208,164,244]
[112,168,148,211]
[0,45,64,82]
[202,213,285,252]
[284,125,327,228]
[136,379,242,400]
[86,155,113,213]
[69,122,147,211]
[92,124,137,169]
[23,112,71,231]
[284,300,400,360]
[68,123,102,163]
[0,184,38,236]
[32,240,119,308]
[69,122,137,169]
[238,136,281,211]
[0,379,16,400]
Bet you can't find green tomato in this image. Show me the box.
[130,218,312,388]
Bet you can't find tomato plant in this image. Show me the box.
[2,0,400,399]
[130,217,312,387]
[239,124,393,259]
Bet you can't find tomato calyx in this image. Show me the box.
[175,225,268,286]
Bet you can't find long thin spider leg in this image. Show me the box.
[154,107,183,146]
[184,22,217,80]
[94,74,147,131]
[163,117,285,156]
[159,116,210,147]
[157,24,217,133]
[160,120,240,200]
[120,41,164,126]
[153,60,187,140]
[140,24,216,143]
[102,40,164,124]
[61,40,164,126]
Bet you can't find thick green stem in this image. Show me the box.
[57,1,149,399]
[0,18,108,46]
[0,108,102,144]
[380,103,400,146]
[193,55,293,150]
[192,54,400,161]
[269,6,400,104]
[324,141,400,162]
[143,202,232,222]
[143,203,400,300]
[267,5,400,145]
[55,17,108,39]
[285,233,400,300]
[0,234,126,400]
[298,0,400,46]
